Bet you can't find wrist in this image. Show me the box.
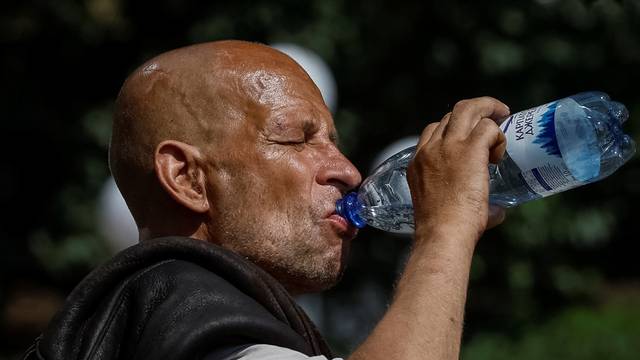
[412,202,487,241]
[413,221,480,258]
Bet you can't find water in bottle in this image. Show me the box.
[336,91,636,234]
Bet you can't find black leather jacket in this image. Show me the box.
[23,236,332,360]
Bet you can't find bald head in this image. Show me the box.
[110,40,322,230]
[110,40,360,294]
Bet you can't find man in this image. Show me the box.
[24,40,508,360]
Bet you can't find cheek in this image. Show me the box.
[281,159,313,191]
[259,150,317,195]
[225,153,317,216]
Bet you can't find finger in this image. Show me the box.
[415,121,440,154]
[469,117,507,164]
[446,97,510,139]
[486,205,506,229]
[432,112,451,141]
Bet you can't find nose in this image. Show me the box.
[316,148,362,194]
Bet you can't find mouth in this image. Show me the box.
[325,210,359,240]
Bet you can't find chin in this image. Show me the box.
[286,273,342,295]
[288,256,348,295]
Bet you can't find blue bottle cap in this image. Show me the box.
[335,192,367,229]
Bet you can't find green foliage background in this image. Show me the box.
[2,0,639,358]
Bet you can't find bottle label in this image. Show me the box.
[499,101,582,197]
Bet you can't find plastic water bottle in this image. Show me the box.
[336,91,636,234]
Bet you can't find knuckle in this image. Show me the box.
[419,122,441,142]
[479,117,498,128]
[417,123,438,148]
[473,118,499,136]
[478,95,497,104]
[453,99,470,111]
[423,122,438,134]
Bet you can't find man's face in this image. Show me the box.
[204,67,361,294]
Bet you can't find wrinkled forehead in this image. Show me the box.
[241,70,293,106]
[237,66,323,105]
[232,66,334,128]
[135,42,336,137]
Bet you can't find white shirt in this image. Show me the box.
[204,344,344,360]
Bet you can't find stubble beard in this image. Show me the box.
[209,203,347,295]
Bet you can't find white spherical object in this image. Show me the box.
[271,43,338,113]
[97,177,139,253]
[370,136,420,172]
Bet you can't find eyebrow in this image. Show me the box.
[300,118,340,146]
[302,119,317,134]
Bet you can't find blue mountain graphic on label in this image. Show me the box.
[532,102,561,157]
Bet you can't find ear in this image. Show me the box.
[154,140,210,214]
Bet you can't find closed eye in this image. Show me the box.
[276,139,306,151]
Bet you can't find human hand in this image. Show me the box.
[407,97,510,244]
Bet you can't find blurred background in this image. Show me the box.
[2,0,640,358]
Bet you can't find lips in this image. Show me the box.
[325,211,359,239]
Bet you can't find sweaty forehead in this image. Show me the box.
[228,63,334,128]
[126,41,334,144]
[241,70,291,106]
[235,65,323,106]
